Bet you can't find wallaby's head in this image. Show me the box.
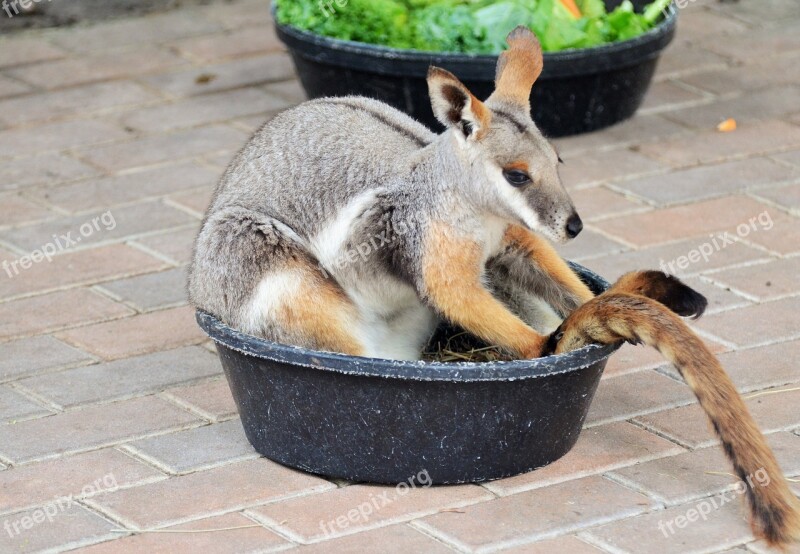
[427,26,581,243]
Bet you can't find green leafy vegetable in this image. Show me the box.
[276,0,673,54]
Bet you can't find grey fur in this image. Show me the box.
[189,56,584,359]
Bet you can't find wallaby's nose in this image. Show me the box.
[565,214,583,238]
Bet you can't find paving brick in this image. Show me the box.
[738,213,800,255]
[78,125,248,172]
[636,385,800,449]
[585,370,695,427]
[556,230,629,262]
[0,153,99,191]
[0,244,166,301]
[203,150,235,169]
[582,238,771,281]
[603,343,669,378]
[0,200,197,252]
[665,87,800,130]
[76,512,288,554]
[98,267,188,312]
[49,11,223,52]
[7,47,186,90]
[679,276,752,315]
[143,54,296,97]
[496,534,607,554]
[654,43,730,81]
[483,422,684,496]
[0,395,199,463]
[703,24,800,64]
[707,0,799,26]
[582,491,753,554]
[88,457,333,529]
[637,120,800,168]
[16,345,220,408]
[559,148,666,188]
[131,226,199,265]
[163,378,238,421]
[0,288,132,341]
[752,182,800,214]
[674,9,748,41]
[263,78,308,105]
[299,523,453,553]
[56,306,206,361]
[0,503,121,554]
[570,186,650,222]
[0,82,159,127]
[612,157,799,206]
[0,193,54,227]
[172,26,284,63]
[658,339,800,394]
[640,80,709,114]
[231,113,276,133]
[593,196,776,247]
[609,433,800,507]
[0,74,32,98]
[167,187,213,216]
[416,476,653,552]
[26,162,219,213]
[679,60,800,96]
[706,258,800,301]
[772,149,800,169]
[0,335,93,382]
[748,538,800,554]
[199,0,272,29]
[0,37,64,68]
[0,119,128,158]
[121,88,292,133]
[0,448,164,516]
[0,385,50,422]
[127,419,256,474]
[695,297,800,348]
[251,482,492,542]
[553,114,688,157]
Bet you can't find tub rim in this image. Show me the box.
[196,262,620,382]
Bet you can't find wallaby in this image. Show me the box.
[544,271,800,549]
[189,26,594,360]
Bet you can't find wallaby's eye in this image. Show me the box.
[502,169,531,187]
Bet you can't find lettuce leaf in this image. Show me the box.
[277,0,673,54]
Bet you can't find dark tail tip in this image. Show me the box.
[624,270,708,319]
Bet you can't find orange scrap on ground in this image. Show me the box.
[717,118,737,132]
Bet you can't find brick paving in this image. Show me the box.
[0,0,798,552]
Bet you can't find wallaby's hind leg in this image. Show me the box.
[189,207,366,356]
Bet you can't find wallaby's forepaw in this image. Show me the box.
[611,270,708,319]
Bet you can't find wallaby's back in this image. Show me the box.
[208,96,436,238]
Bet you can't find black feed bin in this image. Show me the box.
[197,263,619,485]
[273,1,677,137]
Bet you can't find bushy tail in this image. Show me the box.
[550,272,800,548]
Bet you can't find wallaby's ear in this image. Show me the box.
[489,26,543,108]
[427,66,491,140]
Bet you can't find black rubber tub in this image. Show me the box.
[273,1,677,137]
[196,263,619,484]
